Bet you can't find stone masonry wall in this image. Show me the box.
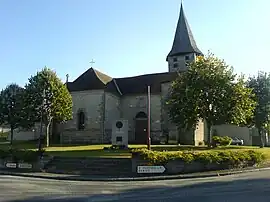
[60,90,104,143]
[121,94,162,142]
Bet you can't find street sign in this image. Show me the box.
[18,163,32,169]
[137,166,166,174]
[5,163,16,168]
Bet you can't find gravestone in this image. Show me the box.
[111,119,128,147]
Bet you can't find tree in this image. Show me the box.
[0,84,25,145]
[247,72,270,147]
[166,53,256,147]
[24,67,72,147]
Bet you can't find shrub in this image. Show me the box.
[0,149,41,163]
[103,145,130,150]
[131,148,266,168]
[212,136,232,147]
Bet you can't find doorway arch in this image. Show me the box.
[135,111,148,144]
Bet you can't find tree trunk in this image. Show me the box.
[259,128,265,148]
[10,127,14,146]
[207,123,212,147]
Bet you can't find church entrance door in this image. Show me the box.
[135,112,148,144]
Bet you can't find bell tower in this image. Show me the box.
[167,3,203,72]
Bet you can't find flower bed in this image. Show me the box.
[131,149,266,174]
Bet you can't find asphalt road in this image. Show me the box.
[1,170,270,202]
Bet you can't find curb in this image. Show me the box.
[1,167,270,181]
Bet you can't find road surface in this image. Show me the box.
[1,170,270,202]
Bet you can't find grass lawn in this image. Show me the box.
[1,141,270,160]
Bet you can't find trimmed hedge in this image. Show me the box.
[131,148,266,168]
[212,136,232,147]
[0,148,44,163]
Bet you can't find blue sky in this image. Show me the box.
[0,0,269,89]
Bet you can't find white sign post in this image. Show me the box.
[5,163,17,168]
[137,166,166,174]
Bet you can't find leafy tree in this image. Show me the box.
[247,72,270,147]
[24,67,72,147]
[0,84,25,145]
[166,53,256,146]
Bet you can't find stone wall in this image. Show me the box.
[104,92,121,142]
[213,124,253,146]
[60,90,104,143]
[121,94,162,142]
[61,129,102,144]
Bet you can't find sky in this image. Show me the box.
[0,0,269,89]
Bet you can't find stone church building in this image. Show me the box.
[59,3,206,145]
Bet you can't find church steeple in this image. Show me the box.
[167,2,203,72]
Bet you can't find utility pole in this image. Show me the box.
[38,89,45,153]
[147,86,151,150]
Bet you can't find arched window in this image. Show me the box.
[135,111,147,119]
[77,111,85,130]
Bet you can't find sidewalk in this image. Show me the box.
[1,166,270,181]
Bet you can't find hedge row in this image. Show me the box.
[132,149,266,167]
[0,148,44,163]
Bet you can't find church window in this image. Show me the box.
[77,111,85,130]
[173,63,178,68]
[185,55,190,61]
[173,58,178,62]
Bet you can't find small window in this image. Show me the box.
[77,111,85,130]
[185,55,190,61]
[173,63,178,68]
[116,136,122,142]
[173,58,177,62]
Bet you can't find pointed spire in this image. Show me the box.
[166,2,203,61]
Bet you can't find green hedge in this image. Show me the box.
[0,149,44,163]
[212,136,232,147]
[132,149,266,167]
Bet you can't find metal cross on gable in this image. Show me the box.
[89,59,95,68]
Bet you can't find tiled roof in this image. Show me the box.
[114,72,177,95]
[67,68,113,92]
[67,68,177,95]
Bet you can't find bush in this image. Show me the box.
[212,136,232,147]
[103,145,129,150]
[0,149,41,163]
[131,148,266,168]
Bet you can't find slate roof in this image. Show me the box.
[67,68,113,92]
[67,68,178,96]
[166,3,203,60]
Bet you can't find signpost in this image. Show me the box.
[137,166,166,174]
[5,163,16,168]
[18,163,32,169]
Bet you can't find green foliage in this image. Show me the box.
[24,67,72,124]
[0,148,42,163]
[0,84,25,144]
[132,148,265,167]
[212,136,232,147]
[247,71,270,147]
[166,52,256,145]
[23,67,73,146]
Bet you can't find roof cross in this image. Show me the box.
[89,59,95,68]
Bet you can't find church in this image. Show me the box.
[59,3,206,145]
